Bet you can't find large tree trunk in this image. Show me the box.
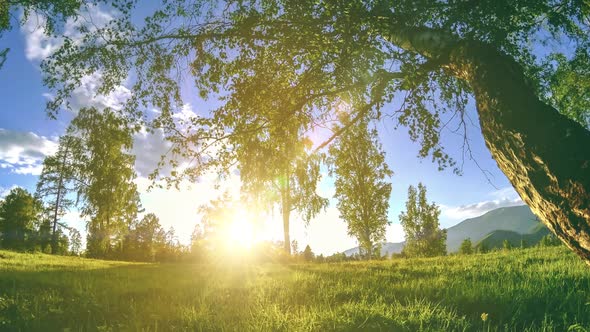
[447,42,590,263]
[281,188,291,255]
[386,27,590,264]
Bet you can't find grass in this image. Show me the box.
[1,246,590,331]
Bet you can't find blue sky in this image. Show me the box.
[0,6,525,255]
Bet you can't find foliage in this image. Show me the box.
[459,238,473,255]
[67,107,141,258]
[503,239,512,251]
[541,48,590,128]
[68,227,82,255]
[39,0,589,168]
[329,115,392,260]
[539,234,562,247]
[302,245,314,262]
[1,246,590,331]
[0,0,93,70]
[35,135,83,254]
[400,183,446,258]
[118,213,168,262]
[0,188,43,251]
[197,192,237,254]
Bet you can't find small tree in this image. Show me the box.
[69,228,82,255]
[400,183,446,258]
[476,243,489,254]
[36,135,81,254]
[329,115,392,260]
[459,238,473,255]
[302,245,314,262]
[539,234,561,247]
[503,239,512,251]
[0,188,43,251]
[291,240,299,255]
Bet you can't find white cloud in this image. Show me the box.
[173,103,199,123]
[21,5,129,113]
[0,129,58,175]
[0,185,21,199]
[440,186,524,224]
[21,4,113,62]
[132,128,174,178]
[67,73,131,113]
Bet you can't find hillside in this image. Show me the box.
[343,242,404,257]
[344,205,542,255]
[476,226,551,250]
[445,205,539,252]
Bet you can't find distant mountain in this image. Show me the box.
[445,205,539,252]
[343,205,544,256]
[343,242,404,257]
[476,225,550,250]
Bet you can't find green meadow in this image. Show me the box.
[1,246,589,332]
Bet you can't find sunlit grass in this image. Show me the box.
[0,246,589,331]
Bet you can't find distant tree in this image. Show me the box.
[459,238,473,255]
[68,108,141,258]
[329,115,392,260]
[302,245,314,262]
[503,239,512,251]
[189,223,205,261]
[0,188,43,250]
[134,213,164,261]
[198,192,236,254]
[476,243,489,254]
[35,217,53,254]
[69,227,82,255]
[400,184,446,258]
[520,239,528,249]
[155,226,182,262]
[291,240,299,255]
[36,135,82,254]
[539,234,561,248]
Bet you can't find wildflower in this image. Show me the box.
[481,312,489,322]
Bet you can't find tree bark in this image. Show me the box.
[281,186,291,255]
[447,42,590,264]
[386,26,590,264]
[51,140,69,254]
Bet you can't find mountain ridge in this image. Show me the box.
[343,205,543,256]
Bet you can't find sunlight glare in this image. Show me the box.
[227,210,255,250]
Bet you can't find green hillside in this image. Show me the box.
[445,205,539,252]
[1,247,589,331]
[476,226,551,250]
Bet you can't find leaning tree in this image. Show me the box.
[38,1,590,263]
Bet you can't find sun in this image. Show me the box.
[226,210,255,250]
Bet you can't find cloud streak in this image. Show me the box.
[440,186,524,224]
[0,129,57,175]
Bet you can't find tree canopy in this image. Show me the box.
[67,107,141,258]
[0,187,43,251]
[400,183,446,258]
[329,114,392,259]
